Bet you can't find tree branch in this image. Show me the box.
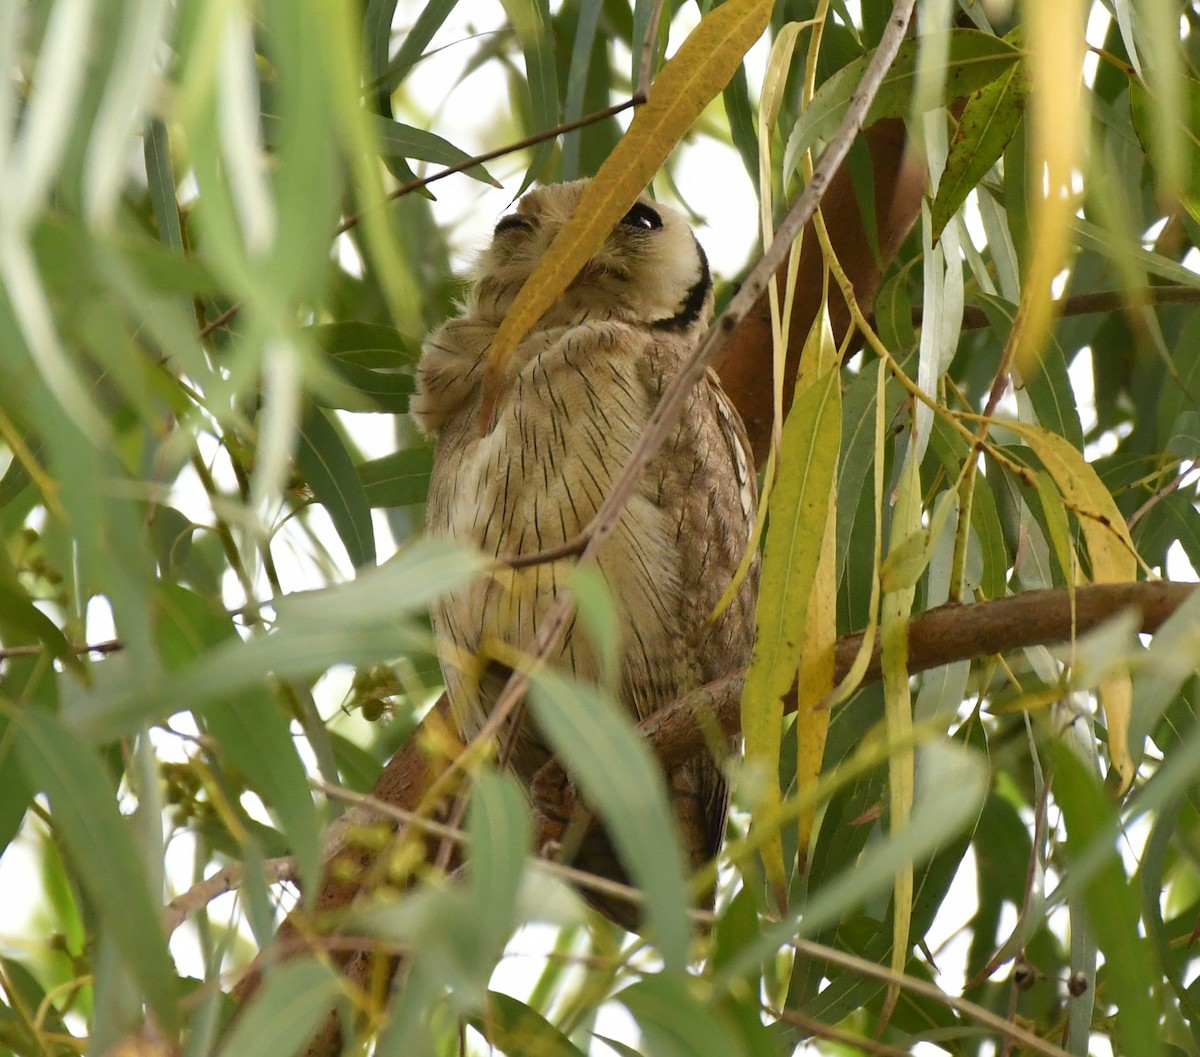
[232,579,1195,1050]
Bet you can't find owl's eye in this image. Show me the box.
[494,213,536,237]
[619,202,662,231]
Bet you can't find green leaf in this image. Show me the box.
[465,770,529,958]
[360,446,434,508]
[474,991,587,1057]
[153,582,322,893]
[370,116,497,186]
[1053,746,1160,1057]
[1166,409,1200,460]
[13,709,179,1030]
[73,541,485,741]
[742,365,841,886]
[970,293,1083,449]
[499,0,560,190]
[1129,69,1200,213]
[724,742,987,979]
[376,0,462,96]
[527,668,692,970]
[309,321,420,367]
[0,576,83,678]
[296,405,377,569]
[931,40,1028,239]
[785,30,1022,175]
[619,975,746,1057]
[215,958,339,1057]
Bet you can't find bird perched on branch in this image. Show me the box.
[412,179,758,929]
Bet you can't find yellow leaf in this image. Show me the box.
[1004,421,1139,790]
[880,448,920,1029]
[794,308,840,871]
[742,364,841,903]
[478,0,773,424]
[1016,0,1087,377]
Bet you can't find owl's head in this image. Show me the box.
[470,179,713,332]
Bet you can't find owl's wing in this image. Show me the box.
[412,318,493,438]
[638,347,758,683]
[631,338,759,875]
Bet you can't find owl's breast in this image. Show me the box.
[429,322,661,553]
[425,321,688,731]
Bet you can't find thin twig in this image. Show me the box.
[948,284,1200,331]
[164,857,295,935]
[636,0,668,101]
[768,1006,914,1057]
[790,936,1075,1057]
[0,639,122,661]
[334,97,644,237]
[196,97,645,339]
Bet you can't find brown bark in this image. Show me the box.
[714,118,925,465]
[638,580,1197,769]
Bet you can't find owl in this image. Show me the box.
[412,179,758,929]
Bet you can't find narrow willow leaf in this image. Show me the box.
[1156,308,1200,449]
[75,541,482,741]
[879,449,920,1023]
[13,710,179,1030]
[0,573,83,677]
[742,365,841,898]
[499,0,560,190]
[376,0,461,95]
[560,0,606,180]
[568,563,622,693]
[1072,216,1200,290]
[620,975,746,1057]
[785,30,1022,175]
[479,0,772,415]
[1166,409,1200,459]
[475,991,587,1057]
[262,4,341,303]
[153,582,322,894]
[273,539,487,625]
[1003,421,1138,788]
[360,446,434,508]
[215,958,339,1057]
[1053,747,1160,1057]
[296,405,377,569]
[363,0,400,100]
[971,292,1084,449]
[466,770,529,959]
[309,359,414,412]
[879,488,956,594]
[927,418,1008,599]
[1128,47,1192,209]
[309,321,420,367]
[528,668,691,971]
[793,308,840,872]
[724,742,987,978]
[1032,470,1074,586]
[931,43,1029,239]
[0,714,33,857]
[308,320,418,411]
[369,115,497,185]
[1128,588,1200,764]
[1016,0,1087,377]
[143,119,183,251]
[1003,423,1138,582]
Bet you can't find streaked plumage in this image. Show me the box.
[412,179,758,928]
